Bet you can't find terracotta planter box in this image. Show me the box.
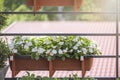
[49,58,93,77]
[9,54,49,77]
[9,54,93,78]
[26,0,83,13]
[53,58,93,70]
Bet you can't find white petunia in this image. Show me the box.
[76,41,82,46]
[12,49,17,53]
[49,53,54,56]
[53,46,57,49]
[70,49,73,52]
[73,37,79,42]
[73,46,78,50]
[16,41,23,45]
[82,48,87,54]
[9,44,14,50]
[38,48,45,54]
[26,42,32,46]
[59,42,64,45]
[24,45,29,49]
[51,36,57,41]
[44,39,50,44]
[61,36,67,40]
[46,49,51,54]
[52,49,57,54]
[89,48,93,53]
[21,36,27,40]
[58,49,63,54]
[89,44,96,48]
[10,39,15,44]
[32,47,38,52]
[77,50,81,53]
[63,48,68,53]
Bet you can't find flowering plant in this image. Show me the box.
[9,36,101,61]
[0,38,10,68]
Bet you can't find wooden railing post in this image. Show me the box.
[49,61,55,77]
[74,0,83,11]
[10,54,19,78]
[80,56,86,77]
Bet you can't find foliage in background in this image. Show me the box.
[7,5,49,25]
[9,36,101,61]
[0,38,10,68]
[0,0,4,9]
[0,9,8,31]
[18,72,97,80]
[4,0,25,11]
[2,0,109,25]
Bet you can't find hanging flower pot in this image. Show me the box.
[26,0,83,14]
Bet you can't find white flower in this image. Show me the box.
[24,45,29,49]
[44,39,50,44]
[63,48,68,53]
[9,44,14,50]
[10,39,15,44]
[82,48,87,54]
[73,37,79,42]
[49,53,54,56]
[21,36,27,40]
[89,44,96,48]
[73,46,78,50]
[77,50,81,53]
[12,49,17,53]
[52,49,57,54]
[76,41,82,46]
[61,36,67,40]
[51,36,57,41]
[89,48,93,53]
[46,49,51,54]
[59,42,64,45]
[38,48,45,54]
[16,41,23,45]
[70,49,73,52]
[53,46,57,49]
[58,49,63,54]
[26,42,32,46]
[32,47,38,52]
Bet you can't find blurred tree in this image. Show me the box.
[4,0,25,11]
[3,0,107,22]
[0,10,8,31]
[7,5,49,24]
[0,0,4,9]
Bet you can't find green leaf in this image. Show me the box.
[65,54,70,58]
[36,76,42,80]
[47,56,52,61]
[35,55,39,60]
[75,56,79,60]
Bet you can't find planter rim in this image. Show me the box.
[12,53,94,60]
[12,53,45,59]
